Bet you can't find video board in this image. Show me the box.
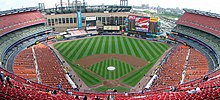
[135,16,150,32]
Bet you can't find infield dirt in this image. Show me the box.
[75,54,148,68]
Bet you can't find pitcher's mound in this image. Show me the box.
[107,66,116,71]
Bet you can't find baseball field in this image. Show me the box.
[53,36,169,92]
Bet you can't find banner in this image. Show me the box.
[77,11,82,29]
[150,17,158,22]
[104,26,120,31]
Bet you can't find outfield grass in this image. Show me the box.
[89,58,134,80]
[94,86,129,92]
[53,36,169,87]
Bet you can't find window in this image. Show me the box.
[47,19,51,26]
[59,18,62,24]
[110,16,114,25]
[119,17,122,25]
[55,18,58,24]
[102,17,105,24]
[47,19,51,23]
[62,18,66,24]
[51,19,55,26]
[123,17,127,25]
[74,17,77,23]
[98,17,101,21]
[107,17,110,25]
[70,18,73,23]
[66,18,69,23]
[115,16,118,25]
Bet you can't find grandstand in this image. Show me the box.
[172,9,220,71]
[0,8,52,71]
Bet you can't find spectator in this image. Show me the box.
[113,89,117,93]
[57,82,61,90]
[0,71,5,86]
[203,75,208,82]
[53,90,57,95]
[26,80,31,84]
[196,87,201,92]
[125,92,128,96]
[95,96,100,100]
[186,88,197,94]
[83,95,87,100]
[47,90,52,96]
[6,75,12,87]
[75,95,79,99]
[65,88,69,94]
[45,88,49,92]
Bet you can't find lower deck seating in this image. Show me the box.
[12,48,37,82]
[0,65,219,100]
[184,49,208,82]
[151,45,188,89]
[34,44,72,89]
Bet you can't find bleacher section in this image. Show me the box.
[0,10,46,35]
[177,9,220,37]
[151,45,188,89]
[34,44,72,89]
[12,48,37,82]
[184,49,208,82]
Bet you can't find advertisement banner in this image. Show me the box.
[86,17,96,21]
[77,11,82,29]
[135,17,150,32]
[86,17,97,30]
[103,26,120,31]
[150,17,158,22]
[104,26,112,30]
[128,15,136,20]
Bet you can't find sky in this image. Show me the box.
[0,0,220,14]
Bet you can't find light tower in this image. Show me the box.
[83,0,86,7]
[120,0,128,6]
[38,3,45,10]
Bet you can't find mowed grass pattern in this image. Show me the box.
[54,36,169,87]
[89,58,134,80]
[94,86,129,92]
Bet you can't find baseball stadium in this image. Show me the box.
[0,0,219,100]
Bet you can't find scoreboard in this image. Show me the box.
[127,15,159,34]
